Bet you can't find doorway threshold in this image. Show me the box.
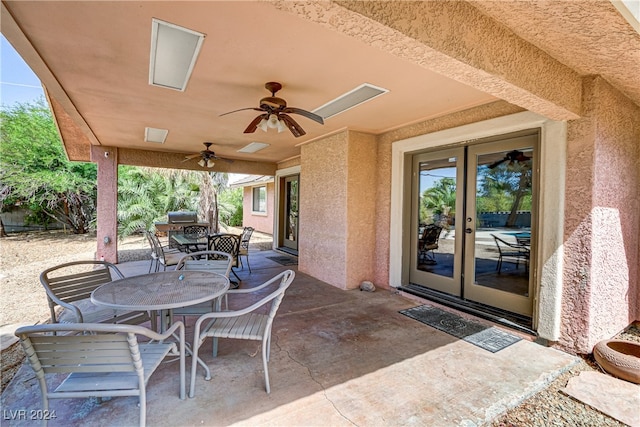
[276,247,298,257]
[399,284,536,336]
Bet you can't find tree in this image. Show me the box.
[476,162,532,227]
[421,177,456,228]
[0,100,97,234]
[117,166,201,236]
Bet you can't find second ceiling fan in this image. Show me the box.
[220,82,324,137]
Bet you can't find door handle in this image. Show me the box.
[465,228,473,234]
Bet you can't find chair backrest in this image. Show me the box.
[240,227,255,250]
[14,321,185,424]
[184,225,208,238]
[40,261,124,321]
[208,234,240,265]
[263,270,295,321]
[491,234,517,253]
[145,231,159,260]
[420,225,442,246]
[176,251,232,277]
[149,232,169,260]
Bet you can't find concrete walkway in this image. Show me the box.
[1,250,577,426]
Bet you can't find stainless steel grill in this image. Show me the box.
[167,211,198,224]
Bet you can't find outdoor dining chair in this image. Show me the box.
[171,250,233,320]
[181,225,209,252]
[148,231,183,271]
[189,269,295,397]
[40,260,152,327]
[418,224,442,265]
[208,233,242,283]
[238,226,255,272]
[491,234,530,273]
[15,322,186,427]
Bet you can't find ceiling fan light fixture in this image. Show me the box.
[267,114,280,129]
[198,158,206,167]
[257,117,269,132]
[206,159,215,168]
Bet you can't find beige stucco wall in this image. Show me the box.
[241,182,275,235]
[561,76,640,353]
[299,131,378,289]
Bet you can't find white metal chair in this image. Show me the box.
[148,232,183,271]
[171,251,233,319]
[189,269,295,397]
[15,322,186,427]
[40,260,151,326]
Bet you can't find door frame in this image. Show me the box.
[390,111,566,339]
[274,165,301,253]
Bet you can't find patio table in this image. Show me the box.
[91,270,229,333]
[171,234,208,253]
[92,270,229,386]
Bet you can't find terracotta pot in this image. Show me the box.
[593,339,640,384]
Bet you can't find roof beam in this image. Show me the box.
[276,0,582,120]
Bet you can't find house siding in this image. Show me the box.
[241,183,275,235]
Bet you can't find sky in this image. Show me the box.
[1,35,45,108]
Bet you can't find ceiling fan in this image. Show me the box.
[183,142,234,168]
[220,81,324,137]
[488,150,531,169]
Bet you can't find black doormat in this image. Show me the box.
[399,305,521,353]
[267,256,298,266]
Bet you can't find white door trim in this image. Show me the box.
[274,166,301,251]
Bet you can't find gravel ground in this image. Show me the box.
[1,230,638,424]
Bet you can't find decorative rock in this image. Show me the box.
[359,280,376,292]
[593,339,640,384]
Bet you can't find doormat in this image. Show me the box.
[399,305,521,353]
[267,256,298,266]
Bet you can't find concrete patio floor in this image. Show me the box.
[1,250,578,426]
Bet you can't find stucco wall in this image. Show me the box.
[241,182,274,235]
[345,132,378,289]
[299,131,378,289]
[561,76,640,353]
[300,132,349,288]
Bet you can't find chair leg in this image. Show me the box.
[139,390,146,427]
[262,336,270,394]
[246,255,251,273]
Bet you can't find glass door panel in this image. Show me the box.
[464,136,536,316]
[283,175,299,251]
[409,148,463,296]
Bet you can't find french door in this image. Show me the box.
[409,133,538,317]
[282,175,299,252]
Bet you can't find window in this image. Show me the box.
[252,186,266,213]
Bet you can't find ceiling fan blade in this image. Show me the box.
[280,113,306,138]
[488,158,507,169]
[183,153,202,161]
[219,107,263,117]
[283,107,324,125]
[244,114,267,133]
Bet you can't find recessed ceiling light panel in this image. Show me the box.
[149,19,205,91]
[144,127,168,143]
[238,142,270,153]
[313,83,388,119]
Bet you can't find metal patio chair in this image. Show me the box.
[189,269,295,397]
[15,322,186,427]
[171,250,233,320]
[238,226,255,272]
[208,233,242,284]
[491,234,530,273]
[418,224,442,264]
[40,260,151,327]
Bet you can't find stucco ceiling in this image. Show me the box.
[2,1,638,170]
[1,1,495,166]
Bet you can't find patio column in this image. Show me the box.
[91,145,118,263]
[299,130,378,290]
